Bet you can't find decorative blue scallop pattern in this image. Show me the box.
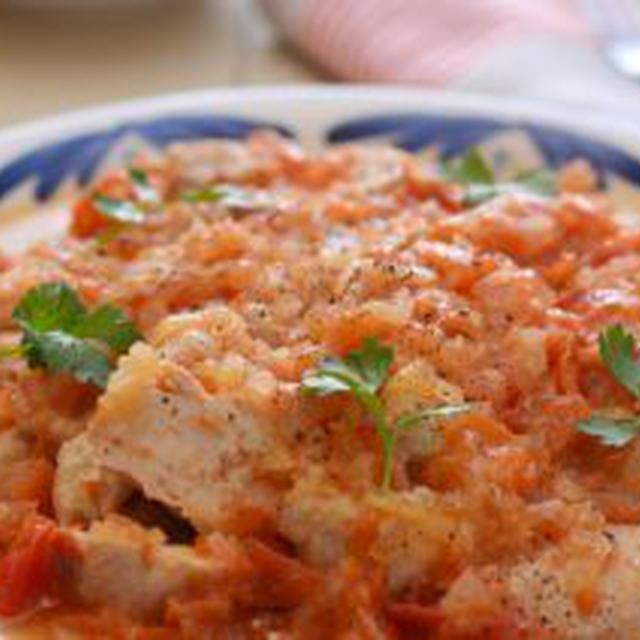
[0,115,293,202]
[2,111,640,204]
[327,113,640,185]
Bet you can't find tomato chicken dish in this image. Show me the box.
[0,132,639,638]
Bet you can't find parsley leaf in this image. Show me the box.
[575,414,640,447]
[13,282,84,331]
[91,169,158,230]
[463,184,503,206]
[302,339,394,488]
[597,324,640,398]
[442,148,557,205]
[301,338,468,489]
[447,148,494,185]
[11,282,142,388]
[181,185,265,211]
[74,304,143,353]
[303,338,393,399]
[93,194,145,225]
[575,325,640,447]
[181,186,227,203]
[516,168,557,197]
[130,168,160,204]
[343,338,393,393]
[20,330,113,390]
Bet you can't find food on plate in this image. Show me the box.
[0,130,639,637]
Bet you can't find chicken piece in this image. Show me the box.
[279,467,360,568]
[435,194,564,262]
[369,489,467,594]
[71,515,234,621]
[55,307,296,534]
[165,135,285,188]
[281,471,465,594]
[501,326,549,394]
[471,265,555,328]
[54,434,133,526]
[440,524,640,638]
[335,144,407,196]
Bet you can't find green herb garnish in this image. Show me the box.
[93,194,145,225]
[516,168,557,197]
[447,147,494,185]
[129,168,160,204]
[576,325,640,447]
[89,169,158,241]
[10,282,142,388]
[301,338,469,489]
[181,185,263,210]
[574,414,640,447]
[443,148,557,205]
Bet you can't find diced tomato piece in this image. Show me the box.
[70,170,134,238]
[404,165,464,212]
[70,197,109,238]
[165,594,234,631]
[0,458,55,513]
[387,602,444,632]
[0,520,77,617]
[241,540,320,608]
[0,389,13,431]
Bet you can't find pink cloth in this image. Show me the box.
[271,0,591,85]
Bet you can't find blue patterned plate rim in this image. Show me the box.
[1,85,640,204]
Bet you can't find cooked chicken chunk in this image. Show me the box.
[280,470,462,594]
[54,434,133,526]
[71,515,224,620]
[440,524,640,638]
[55,307,296,533]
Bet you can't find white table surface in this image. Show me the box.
[0,0,323,129]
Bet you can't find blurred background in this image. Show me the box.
[1,0,640,127]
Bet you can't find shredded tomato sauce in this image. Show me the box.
[0,133,639,638]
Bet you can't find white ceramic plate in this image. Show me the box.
[3,84,640,636]
[2,84,640,253]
